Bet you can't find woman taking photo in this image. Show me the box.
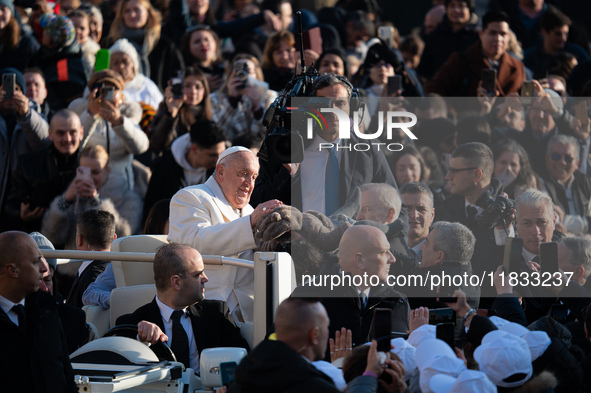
[210,54,276,142]
[68,69,149,190]
[492,139,542,200]
[105,0,184,91]
[150,67,213,155]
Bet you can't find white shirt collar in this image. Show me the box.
[522,247,538,262]
[155,295,187,324]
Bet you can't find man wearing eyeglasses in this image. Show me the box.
[542,135,591,234]
[435,142,503,285]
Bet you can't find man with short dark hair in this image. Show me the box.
[436,142,500,278]
[0,231,77,393]
[24,68,53,121]
[66,209,116,308]
[117,243,249,372]
[143,119,227,221]
[523,7,589,77]
[3,109,83,232]
[427,11,526,97]
[400,182,435,259]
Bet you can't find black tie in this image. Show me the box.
[12,304,26,331]
[467,205,478,221]
[170,310,190,368]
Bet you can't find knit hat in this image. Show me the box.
[42,14,76,48]
[109,38,140,75]
[29,232,57,269]
[528,316,572,348]
[87,69,126,91]
[0,0,14,16]
[474,330,533,388]
[0,67,26,92]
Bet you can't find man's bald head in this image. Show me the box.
[337,225,394,286]
[424,5,445,35]
[274,297,329,361]
[0,231,48,302]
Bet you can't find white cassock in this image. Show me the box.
[168,175,255,322]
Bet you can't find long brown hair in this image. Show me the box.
[0,17,21,50]
[107,0,161,54]
[262,30,294,70]
[180,67,213,124]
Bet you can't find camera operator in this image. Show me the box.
[68,70,149,191]
[491,189,591,323]
[210,54,277,143]
[251,73,397,216]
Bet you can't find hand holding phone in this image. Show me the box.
[481,69,497,97]
[2,74,16,99]
[387,75,402,96]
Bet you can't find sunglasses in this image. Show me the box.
[550,153,575,164]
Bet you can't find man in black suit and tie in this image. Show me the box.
[66,209,115,308]
[435,142,503,283]
[116,243,249,372]
[0,231,77,392]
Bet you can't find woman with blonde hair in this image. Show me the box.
[105,0,184,91]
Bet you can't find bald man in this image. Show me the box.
[3,109,84,232]
[294,225,410,358]
[228,298,380,393]
[0,231,77,393]
[168,146,281,323]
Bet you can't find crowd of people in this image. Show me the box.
[2,0,591,392]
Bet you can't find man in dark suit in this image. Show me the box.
[0,231,77,393]
[66,209,115,308]
[251,73,398,215]
[435,142,501,284]
[293,225,410,357]
[116,243,249,372]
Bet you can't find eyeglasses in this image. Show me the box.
[550,153,575,164]
[447,167,477,178]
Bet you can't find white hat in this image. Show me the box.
[312,361,346,391]
[407,324,436,348]
[522,331,552,361]
[390,337,416,380]
[216,146,252,166]
[474,330,533,388]
[109,38,140,75]
[499,323,552,361]
[419,355,466,393]
[499,321,530,337]
[415,339,456,370]
[430,369,497,393]
[489,316,510,329]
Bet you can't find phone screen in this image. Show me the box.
[220,361,238,387]
[540,242,558,274]
[481,69,497,97]
[2,74,15,99]
[428,308,456,325]
[387,75,402,96]
[436,322,455,349]
[503,237,523,274]
[372,308,392,352]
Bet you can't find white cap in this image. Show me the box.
[474,330,533,388]
[499,322,530,337]
[430,369,497,393]
[419,355,466,393]
[109,38,140,74]
[216,146,252,166]
[390,337,416,380]
[407,324,436,348]
[522,331,552,361]
[489,316,510,329]
[415,339,456,370]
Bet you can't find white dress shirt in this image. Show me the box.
[0,294,25,327]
